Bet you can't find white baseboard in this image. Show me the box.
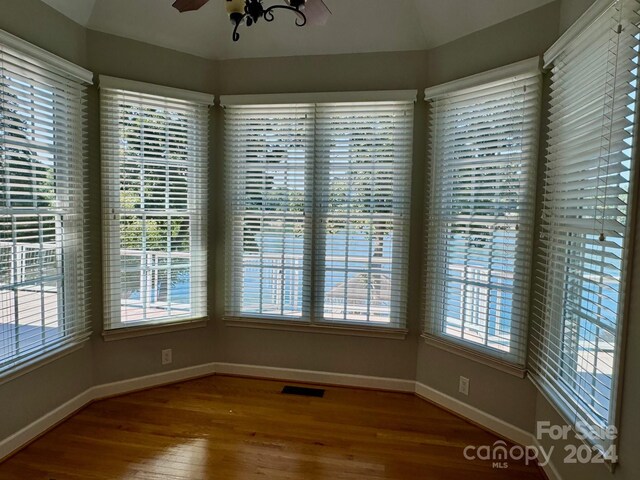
[0,362,217,461]
[0,363,561,480]
[414,381,533,446]
[415,382,563,480]
[0,362,410,461]
[90,362,217,400]
[214,362,416,392]
[0,389,93,461]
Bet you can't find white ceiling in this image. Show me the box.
[40,0,555,60]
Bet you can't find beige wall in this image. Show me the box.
[0,0,87,66]
[559,0,598,32]
[423,2,561,87]
[3,1,639,479]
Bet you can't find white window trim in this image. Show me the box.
[422,335,527,378]
[424,56,540,100]
[544,0,617,67]
[220,90,417,106]
[99,75,214,105]
[0,30,92,84]
[102,318,208,342]
[224,317,408,340]
[0,338,90,387]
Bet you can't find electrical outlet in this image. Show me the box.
[161,349,173,365]
[459,376,470,396]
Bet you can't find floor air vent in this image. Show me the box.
[281,385,325,398]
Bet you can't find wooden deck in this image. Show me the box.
[0,375,546,479]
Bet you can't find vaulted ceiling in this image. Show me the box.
[40,0,556,60]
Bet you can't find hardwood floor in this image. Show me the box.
[0,375,545,479]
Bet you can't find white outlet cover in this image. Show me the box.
[459,376,470,396]
[161,349,173,365]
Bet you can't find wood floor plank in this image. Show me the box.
[0,375,546,479]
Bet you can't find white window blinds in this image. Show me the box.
[424,59,541,366]
[529,0,639,454]
[101,77,211,330]
[225,103,314,320]
[315,102,412,326]
[224,93,414,328]
[0,31,92,374]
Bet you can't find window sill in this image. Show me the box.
[224,317,408,340]
[0,337,90,387]
[422,334,527,378]
[102,318,208,342]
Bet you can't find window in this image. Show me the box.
[423,59,542,366]
[225,103,314,319]
[0,31,91,373]
[101,77,211,330]
[314,102,412,326]
[529,0,639,456]
[223,92,415,328]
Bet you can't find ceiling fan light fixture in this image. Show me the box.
[174,0,329,42]
[223,0,308,42]
[225,0,245,13]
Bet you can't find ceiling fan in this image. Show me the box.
[172,0,332,42]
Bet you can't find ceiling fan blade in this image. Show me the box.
[304,0,331,26]
[172,0,211,13]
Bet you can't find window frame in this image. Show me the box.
[528,0,640,461]
[99,75,213,333]
[222,91,416,332]
[0,29,92,378]
[422,57,542,370]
